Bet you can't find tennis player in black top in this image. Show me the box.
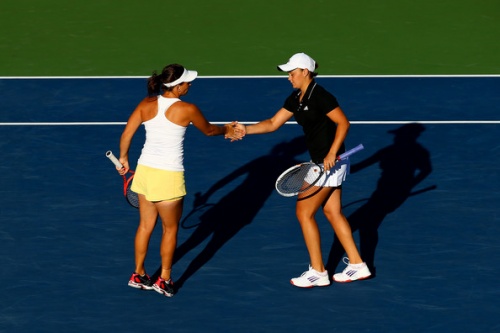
[234,53,371,287]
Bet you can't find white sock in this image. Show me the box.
[350,262,366,269]
[312,268,328,276]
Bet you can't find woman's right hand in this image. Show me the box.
[117,158,129,175]
[225,122,246,141]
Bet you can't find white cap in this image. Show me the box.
[277,53,316,72]
[164,68,198,87]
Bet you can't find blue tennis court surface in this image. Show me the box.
[1,77,499,332]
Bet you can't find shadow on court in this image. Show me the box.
[152,137,308,291]
[326,123,436,276]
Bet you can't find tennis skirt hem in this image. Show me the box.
[308,158,350,187]
[131,164,186,202]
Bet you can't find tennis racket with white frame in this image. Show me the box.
[275,144,364,197]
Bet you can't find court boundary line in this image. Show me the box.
[1,121,499,126]
[1,74,500,79]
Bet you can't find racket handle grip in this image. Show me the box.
[337,144,364,160]
[106,151,124,168]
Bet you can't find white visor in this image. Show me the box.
[164,68,198,87]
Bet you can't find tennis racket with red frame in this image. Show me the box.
[106,151,139,208]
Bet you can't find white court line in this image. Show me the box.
[0,121,499,126]
[1,74,500,79]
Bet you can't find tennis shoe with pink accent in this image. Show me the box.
[332,258,371,283]
[290,265,330,288]
[153,277,175,297]
[128,272,154,290]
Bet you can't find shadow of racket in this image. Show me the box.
[180,203,216,229]
[342,184,437,209]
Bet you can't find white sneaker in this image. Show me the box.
[332,258,371,283]
[290,265,330,288]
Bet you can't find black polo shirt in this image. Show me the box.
[283,80,345,163]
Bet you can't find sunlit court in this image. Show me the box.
[0,75,498,332]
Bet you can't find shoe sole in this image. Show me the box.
[128,281,154,290]
[290,280,331,288]
[332,274,371,283]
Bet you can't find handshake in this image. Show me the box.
[224,121,247,142]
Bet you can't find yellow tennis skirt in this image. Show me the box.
[131,164,186,202]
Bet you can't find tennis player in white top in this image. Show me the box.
[117,63,239,297]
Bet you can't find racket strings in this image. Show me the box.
[126,185,139,208]
[276,164,315,194]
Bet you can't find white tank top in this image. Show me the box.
[137,96,187,171]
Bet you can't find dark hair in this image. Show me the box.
[147,63,185,96]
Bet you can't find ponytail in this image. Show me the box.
[146,64,185,96]
[147,71,163,96]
